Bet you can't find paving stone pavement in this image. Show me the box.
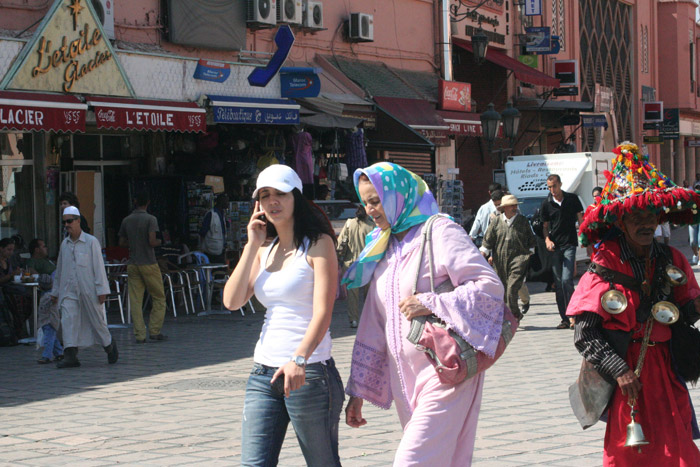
[2,230,700,466]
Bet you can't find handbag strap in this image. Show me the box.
[412,214,449,295]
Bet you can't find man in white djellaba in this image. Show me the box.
[50,206,118,368]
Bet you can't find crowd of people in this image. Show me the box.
[5,141,700,465]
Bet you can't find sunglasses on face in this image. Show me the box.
[62,218,77,225]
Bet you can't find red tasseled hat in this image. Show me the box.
[579,142,700,246]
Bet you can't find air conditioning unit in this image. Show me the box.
[277,0,302,25]
[90,0,115,39]
[302,0,323,29]
[349,12,373,42]
[247,0,277,26]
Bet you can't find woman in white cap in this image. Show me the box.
[223,164,343,467]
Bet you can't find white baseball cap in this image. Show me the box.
[252,164,303,199]
[63,206,81,217]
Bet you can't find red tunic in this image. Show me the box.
[568,241,700,466]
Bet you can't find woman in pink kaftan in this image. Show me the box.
[342,163,505,466]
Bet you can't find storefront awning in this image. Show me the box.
[206,95,300,125]
[0,91,87,133]
[374,97,450,146]
[452,38,560,88]
[86,97,206,132]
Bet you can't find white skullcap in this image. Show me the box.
[63,206,80,217]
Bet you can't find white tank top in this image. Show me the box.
[253,237,332,366]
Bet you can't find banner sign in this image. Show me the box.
[643,101,663,122]
[538,35,560,55]
[0,91,86,133]
[525,27,551,53]
[581,114,608,128]
[248,25,295,87]
[193,59,231,83]
[525,0,542,16]
[88,97,206,133]
[279,67,321,98]
[438,80,471,112]
[554,60,579,86]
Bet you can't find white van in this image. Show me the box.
[504,152,614,263]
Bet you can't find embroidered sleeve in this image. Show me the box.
[416,220,505,358]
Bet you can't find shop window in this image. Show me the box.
[73,134,101,160]
[102,135,127,160]
[0,133,34,243]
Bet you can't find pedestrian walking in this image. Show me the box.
[199,194,228,264]
[480,194,535,320]
[540,174,584,329]
[468,184,503,246]
[343,162,506,466]
[50,206,117,368]
[336,205,374,328]
[118,191,167,344]
[223,164,343,467]
[569,142,700,466]
[36,274,63,364]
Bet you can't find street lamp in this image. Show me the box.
[472,29,489,65]
[501,101,521,144]
[480,103,501,144]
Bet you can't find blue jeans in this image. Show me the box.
[551,245,576,321]
[41,324,63,359]
[241,358,344,467]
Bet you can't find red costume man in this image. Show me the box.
[568,142,700,466]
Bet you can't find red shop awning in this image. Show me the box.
[0,91,87,133]
[87,97,206,133]
[452,38,560,88]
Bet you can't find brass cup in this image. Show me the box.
[665,265,688,286]
[651,301,680,324]
[601,290,628,315]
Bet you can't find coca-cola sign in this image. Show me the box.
[439,79,471,112]
[90,98,206,133]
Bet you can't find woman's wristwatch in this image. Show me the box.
[292,355,307,368]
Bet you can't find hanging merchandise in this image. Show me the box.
[257,150,280,170]
[328,130,348,182]
[344,127,367,174]
[290,127,314,184]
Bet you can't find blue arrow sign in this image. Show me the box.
[248,25,295,88]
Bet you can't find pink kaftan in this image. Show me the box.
[346,217,505,466]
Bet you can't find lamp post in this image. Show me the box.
[501,101,521,145]
[472,29,489,65]
[480,103,501,144]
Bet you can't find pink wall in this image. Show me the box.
[658,0,698,110]
[0,0,439,73]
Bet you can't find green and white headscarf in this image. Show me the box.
[342,162,439,289]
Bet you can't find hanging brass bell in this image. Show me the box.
[651,301,680,324]
[601,289,628,314]
[665,265,688,286]
[625,407,649,449]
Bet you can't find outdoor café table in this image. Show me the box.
[14,281,39,345]
[196,263,229,317]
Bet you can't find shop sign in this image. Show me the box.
[444,120,503,138]
[0,0,133,97]
[553,86,578,96]
[89,98,206,132]
[210,96,300,125]
[660,108,679,139]
[595,84,614,112]
[643,101,663,122]
[0,91,86,132]
[643,135,664,144]
[553,60,579,86]
[581,114,608,128]
[525,0,542,16]
[438,80,471,112]
[641,85,656,102]
[279,67,321,98]
[193,60,231,83]
[525,27,551,53]
[685,140,700,147]
[518,55,538,68]
[248,25,295,87]
[417,129,450,146]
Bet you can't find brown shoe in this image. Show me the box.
[556,321,569,329]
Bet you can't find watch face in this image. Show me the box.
[294,356,306,366]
